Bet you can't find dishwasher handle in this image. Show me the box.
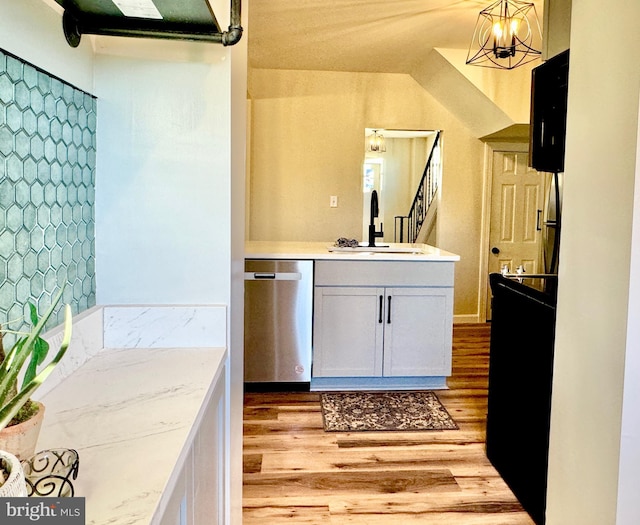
[244,272,302,281]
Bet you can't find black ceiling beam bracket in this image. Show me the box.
[60,0,242,48]
[62,10,82,48]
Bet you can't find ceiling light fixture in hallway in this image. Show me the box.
[466,0,542,69]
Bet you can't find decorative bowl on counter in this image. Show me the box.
[21,448,79,497]
[0,450,28,497]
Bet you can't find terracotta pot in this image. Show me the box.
[0,402,45,460]
[0,449,28,497]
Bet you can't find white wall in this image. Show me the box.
[413,48,534,139]
[377,137,429,243]
[543,0,571,59]
[0,0,237,308]
[616,98,640,524]
[546,0,640,522]
[248,69,485,318]
[0,0,94,93]
[92,37,245,524]
[94,47,231,305]
[228,5,248,523]
[1,2,244,521]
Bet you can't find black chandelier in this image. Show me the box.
[466,0,542,70]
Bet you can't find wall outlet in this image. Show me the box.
[330,196,338,208]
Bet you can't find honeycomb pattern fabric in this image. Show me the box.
[0,49,97,342]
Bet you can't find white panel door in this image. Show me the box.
[487,150,544,319]
[313,287,384,377]
[382,287,453,377]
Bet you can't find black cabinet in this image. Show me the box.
[486,273,557,525]
[529,50,570,173]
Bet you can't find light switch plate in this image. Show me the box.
[330,196,338,208]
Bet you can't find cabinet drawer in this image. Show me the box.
[315,260,454,287]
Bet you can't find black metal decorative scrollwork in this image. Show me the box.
[21,448,80,497]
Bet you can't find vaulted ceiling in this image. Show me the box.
[42,0,543,136]
[247,0,544,138]
[247,0,544,75]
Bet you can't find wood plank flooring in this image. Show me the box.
[243,324,535,524]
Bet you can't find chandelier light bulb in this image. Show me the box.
[466,0,542,69]
[367,130,386,153]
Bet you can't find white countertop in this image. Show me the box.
[245,241,460,262]
[36,346,226,525]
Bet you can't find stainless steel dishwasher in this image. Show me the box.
[244,259,313,386]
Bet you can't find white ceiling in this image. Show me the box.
[247,0,544,74]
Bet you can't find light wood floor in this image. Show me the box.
[243,324,535,524]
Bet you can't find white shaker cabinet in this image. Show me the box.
[158,365,227,525]
[312,260,455,390]
[382,287,453,376]
[313,286,385,377]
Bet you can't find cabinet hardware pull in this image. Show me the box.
[387,296,392,324]
[379,295,383,323]
[536,209,542,231]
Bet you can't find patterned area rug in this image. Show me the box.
[320,391,458,432]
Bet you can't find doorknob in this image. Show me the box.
[491,247,500,255]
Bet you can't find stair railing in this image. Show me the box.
[394,131,441,243]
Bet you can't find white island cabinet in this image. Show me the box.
[312,259,455,390]
[34,305,229,525]
[244,241,460,391]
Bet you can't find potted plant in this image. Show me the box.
[0,449,27,497]
[0,287,72,472]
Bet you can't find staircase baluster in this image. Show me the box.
[403,131,441,243]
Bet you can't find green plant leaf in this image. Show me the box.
[23,337,49,387]
[23,301,51,387]
[0,303,72,430]
[0,287,66,419]
[29,303,38,328]
[0,338,25,407]
[35,337,50,366]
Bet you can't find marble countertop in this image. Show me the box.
[245,241,460,262]
[35,346,226,525]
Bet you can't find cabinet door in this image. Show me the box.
[158,458,188,525]
[159,369,226,525]
[192,372,226,525]
[383,287,453,377]
[313,287,384,377]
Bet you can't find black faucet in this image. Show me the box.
[368,190,384,247]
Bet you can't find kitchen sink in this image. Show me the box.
[328,244,425,254]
